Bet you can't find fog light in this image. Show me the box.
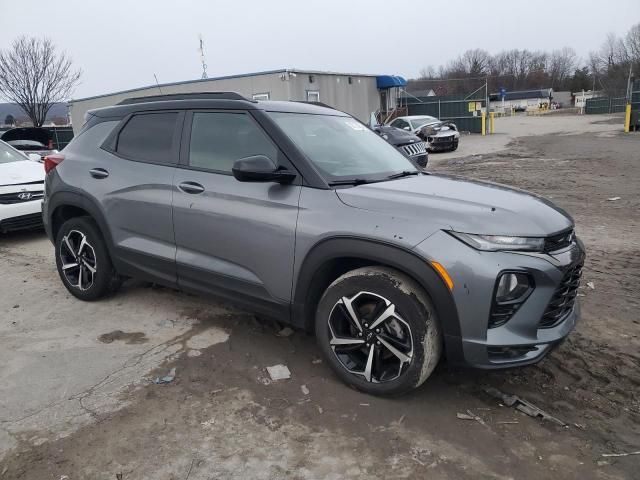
[489,272,534,328]
[495,273,531,303]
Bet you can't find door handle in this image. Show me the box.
[89,168,109,179]
[178,181,205,194]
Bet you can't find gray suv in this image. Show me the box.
[42,92,585,396]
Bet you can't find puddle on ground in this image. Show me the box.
[98,330,149,344]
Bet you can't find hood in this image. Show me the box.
[417,122,457,137]
[0,160,45,186]
[374,126,423,146]
[336,174,573,237]
[1,127,52,145]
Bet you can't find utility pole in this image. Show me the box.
[485,77,490,135]
[626,62,633,101]
[624,62,633,133]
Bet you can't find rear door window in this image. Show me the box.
[116,112,179,164]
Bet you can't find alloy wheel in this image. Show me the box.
[327,291,413,383]
[59,230,97,291]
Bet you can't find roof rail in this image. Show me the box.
[116,92,252,105]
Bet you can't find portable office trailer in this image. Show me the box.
[69,69,406,133]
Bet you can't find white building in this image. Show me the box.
[573,90,604,109]
[489,88,553,113]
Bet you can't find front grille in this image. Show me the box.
[544,229,574,252]
[433,135,454,143]
[0,191,44,204]
[540,261,583,328]
[401,142,427,157]
[0,212,43,233]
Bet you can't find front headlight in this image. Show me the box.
[448,231,545,252]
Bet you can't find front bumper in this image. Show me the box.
[414,230,585,369]
[0,200,43,233]
[427,137,459,152]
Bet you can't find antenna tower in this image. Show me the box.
[199,35,208,79]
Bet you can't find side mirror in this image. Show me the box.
[232,155,296,183]
[403,126,411,131]
[28,153,42,162]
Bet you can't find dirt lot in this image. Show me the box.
[1,114,638,479]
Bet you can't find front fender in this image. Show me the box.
[291,236,461,345]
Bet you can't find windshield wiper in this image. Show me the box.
[328,178,370,186]
[387,170,420,180]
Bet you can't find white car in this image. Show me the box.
[387,115,460,152]
[0,139,45,233]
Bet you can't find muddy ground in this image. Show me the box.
[1,115,638,479]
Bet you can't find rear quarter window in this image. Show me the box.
[116,112,179,164]
[65,120,120,154]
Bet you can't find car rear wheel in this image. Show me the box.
[55,217,121,301]
[315,266,442,396]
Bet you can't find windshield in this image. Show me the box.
[0,141,27,164]
[410,117,439,129]
[268,112,417,183]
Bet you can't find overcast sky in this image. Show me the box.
[1,0,638,100]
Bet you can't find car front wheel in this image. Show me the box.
[55,217,121,301]
[315,266,442,396]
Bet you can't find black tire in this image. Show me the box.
[315,266,442,396]
[55,217,122,301]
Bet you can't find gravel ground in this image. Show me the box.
[0,114,638,479]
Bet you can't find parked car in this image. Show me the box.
[372,125,428,168]
[0,139,45,233]
[42,92,584,396]
[387,115,460,152]
[1,127,58,160]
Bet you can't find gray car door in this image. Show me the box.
[172,110,301,317]
[89,111,183,285]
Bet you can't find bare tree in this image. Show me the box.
[589,31,635,94]
[548,47,577,87]
[625,23,640,66]
[0,37,81,127]
[460,49,492,76]
[418,66,437,80]
[407,23,640,96]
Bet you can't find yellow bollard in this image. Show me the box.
[481,112,486,136]
[489,112,495,134]
[624,103,631,133]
